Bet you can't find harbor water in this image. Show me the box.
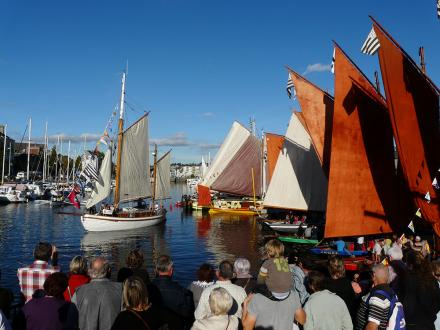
[0,183,263,297]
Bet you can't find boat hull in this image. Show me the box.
[208,207,258,216]
[264,221,307,233]
[81,212,165,232]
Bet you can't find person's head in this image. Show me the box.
[69,256,88,275]
[415,236,421,243]
[264,239,284,258]
[307,271,327,293]
[43,272,68,299]
[209,287,233,316]
[371,264,389,286]
[328,256,346,279]
[196,263,215,282]
[88,257,111,279]
[388,246,403,261]
[122,276,149,310]
[156,255,173,276]
[217,260,234,281]
[234,258,252,279]
[126,249,144,270]
[33,242,53,262]
[432,261,440,282]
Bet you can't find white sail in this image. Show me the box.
[119,115,151,202]
[86,148,112,208]
[201,156,208,179]
[202,122,250,187]
[263,112,327,211]
[154,151,171,200]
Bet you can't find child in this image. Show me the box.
[257,240,293,296]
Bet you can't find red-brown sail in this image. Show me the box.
[265,133,284,184]
[197,184,211,206]
[373,19,440,235]
[287,68,334,177]
[325,45,400,238]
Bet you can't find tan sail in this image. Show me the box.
[263,112,327,211]
[265,133,284,185]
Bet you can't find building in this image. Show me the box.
[14,142,44,156]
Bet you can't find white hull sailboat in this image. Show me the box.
[80,71,170,232]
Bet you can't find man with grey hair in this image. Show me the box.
[232,258,256,294]
[72,257,122,330]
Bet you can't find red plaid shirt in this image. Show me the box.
[17,260,60,302]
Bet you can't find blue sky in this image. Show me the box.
[0,0,439,162]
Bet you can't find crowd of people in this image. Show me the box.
[0,236,440,329]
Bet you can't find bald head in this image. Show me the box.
[89,257,111,279]
[372,264,389,285]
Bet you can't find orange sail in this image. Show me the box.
[324,45,400,238]
[373,19,440,235]
[265,133,284,184]
[287,68,334,177]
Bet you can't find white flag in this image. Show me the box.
[425,191,431,203]
[331,48,335,74]
[408,220,415,233]
[361,27,380,55]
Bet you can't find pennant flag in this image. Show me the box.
[408,220,415,233]
[361,27,380,55]
[286,73,294,99]
[381,258,388,266]
[415,208,422,218]
[433,177,440,189]
[68,189,80,209]
[330,48,335,74]
[425,191,431,203]
[81,161,99,182]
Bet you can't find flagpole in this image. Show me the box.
[114,71,126,209]
[2,124,7,185]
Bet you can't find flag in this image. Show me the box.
[425,191,431,203]
[68,189,80,209]
[381,258,388,266]
[81,161,99,182]
[408,220,415,233]
[415,208,422,218]
[438,0,440,19]
[433,177,440,189]
[330,48,335,74]
[286,73,294,99]
[361,27,380,55]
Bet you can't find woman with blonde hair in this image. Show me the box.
[111,276,165,330]
[63,255,90,301]
[191,287,238,330]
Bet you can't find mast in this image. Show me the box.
[55,135,59,182]
[419,47,426,74]
[66,140,71,184]
[251,167,256,207]
[2,124,6,185]
[152,144,158,204]
[27,118,31,181]
[114,71,126,208]
[43,122,48,182]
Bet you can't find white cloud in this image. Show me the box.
[201,112,215,117]
[151,132,192,147]
[303,63,332,75]
[31,133,101,144]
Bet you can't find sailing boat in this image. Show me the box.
[197,121,263,215]
[80,72,168,232]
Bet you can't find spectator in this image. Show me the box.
[111,276,165,330]
[326,256,357,318]
[373,240,384,263]
[257,240,293,295]
[0,310,11,330]
[117,249,150,285]
[287,253,310,305]
[401,251,440,330]
[152,255,194,327]
[431,261,440,330]
[232,258,256,295]
[64,256,90,302]
[191,288,238,330]
[188,263,215,308]
[22,272,78,330]
[387,246,407,299]
[356,264,400,330]
[72,257,122,330]
[195,260,247,320]
[17,242,60,302]
[303,271,352,330]
[242,267,305,330]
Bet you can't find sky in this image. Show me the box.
[0,0,439,162]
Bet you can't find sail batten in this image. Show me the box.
[119,115,151,203]
[263,113,327,211]
[86,148,112,208]
[154,151,171,200]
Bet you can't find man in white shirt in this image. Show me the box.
[194,260,247,320]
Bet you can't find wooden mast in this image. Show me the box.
[114,72,126,209]
[152,144,158,205]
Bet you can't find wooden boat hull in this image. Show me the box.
[208,207,258,216]
[81,211,165,232]
[264,221,307,234]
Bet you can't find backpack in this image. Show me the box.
[367,289,406,330]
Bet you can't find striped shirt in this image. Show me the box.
[17,260,60,302]
[356,285,391,330]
